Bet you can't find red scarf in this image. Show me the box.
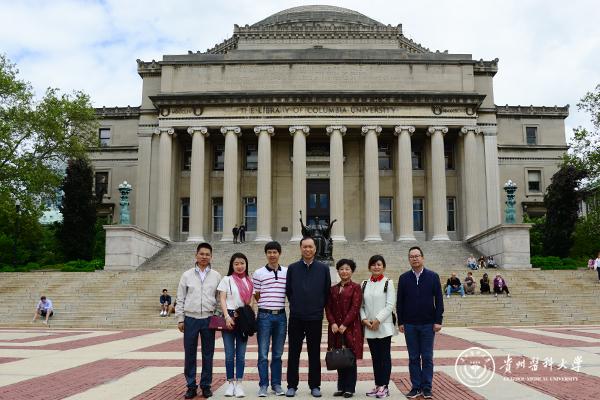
[231,273,254,304]
[370,274,385,283]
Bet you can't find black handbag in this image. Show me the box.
[325,334,355,371]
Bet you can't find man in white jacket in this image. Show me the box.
[176,242,222,399]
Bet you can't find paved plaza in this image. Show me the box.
[0,325,599,399]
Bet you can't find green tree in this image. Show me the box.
[570,208,600,258]
[59,158,96,261]
[565,84,600,182]
[542,164,587,257]
[524,214,544,257]
[0,54,97,208]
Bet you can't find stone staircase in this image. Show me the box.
[1,241,599,328]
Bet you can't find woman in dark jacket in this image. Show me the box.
[325,259,363,398]
[480,273,491,294]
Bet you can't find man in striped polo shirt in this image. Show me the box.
[253,241,288,397]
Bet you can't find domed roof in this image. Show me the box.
[252,5,385,28]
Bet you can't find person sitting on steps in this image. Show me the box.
[463,272,476,295]
[445,273,465,298]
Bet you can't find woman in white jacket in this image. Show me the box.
[360,255,396,399]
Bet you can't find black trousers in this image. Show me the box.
[494,286,510,294]
[287,318,322,390]
[337,361,357,393]
[367,336,392,386]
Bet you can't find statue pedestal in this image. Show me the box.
[104,225,170,270]
[467,224,532,269]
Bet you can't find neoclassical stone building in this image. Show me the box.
[91,5,568,243]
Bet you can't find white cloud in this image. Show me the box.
[1,0,598,135]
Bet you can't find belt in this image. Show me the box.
[258,308,286,315]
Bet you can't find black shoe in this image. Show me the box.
[201,387,212,398]
[184,388,197,399]
[422,389,432,399]
[343,393,354,398]
[405,388,421,399]
[333,392,344,397]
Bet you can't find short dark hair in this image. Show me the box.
[299,236,315,246]
[336,258,356,272]
[408,246,424,257]
[162,289,168,293]
[40,296,46,300]
[227,252,249,276]
[368,254,386,269]
[196,242,213,254]
[264,241,282,254]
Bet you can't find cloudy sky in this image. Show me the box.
[2,0,599,136]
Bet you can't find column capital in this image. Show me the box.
[459,126,481,136]
[426,126,448,136]
[187,126,209,137]
[153,127,175,136]
[289,125,310,136]
[361,125,382,136]
[325,125,347,136]
[394,125,416,136]
[221,126,242,136]
[254,126,275,136]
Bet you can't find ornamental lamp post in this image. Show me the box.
[503,180,518,224]
[118,181,133,224]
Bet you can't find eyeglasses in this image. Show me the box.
[408,255,422,259]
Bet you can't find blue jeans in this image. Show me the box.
[222,314,248,381]
[257,311,287,388]
[184,316,215,390]
[403,323,435,391]
[446,285,465,296]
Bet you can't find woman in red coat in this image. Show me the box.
[326,258,364,398]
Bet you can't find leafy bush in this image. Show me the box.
[0,259,103,272]
[530,256,585,270]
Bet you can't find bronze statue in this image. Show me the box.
[299,210,337,262]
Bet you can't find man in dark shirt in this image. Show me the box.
[159,289,171,317]
[397,246,444,399]
[445,273,465,298]
[285,236,331,398]
[232,225,239,243]
[239,224,246,243]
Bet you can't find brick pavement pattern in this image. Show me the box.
[1,326,600,399]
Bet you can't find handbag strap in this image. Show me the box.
[336,332,347,349]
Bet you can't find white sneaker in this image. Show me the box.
[235,382,245,397]
[446,294,450,298]
[225,382,235,397]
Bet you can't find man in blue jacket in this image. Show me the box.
[396,246,444,399]
[285,236,331,398]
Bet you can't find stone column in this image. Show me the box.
[135,134,152,230]
[362,125,383,242]
[155,127,174,241]
[460,126,480,239]
[254,126,275,242]
[394,126,416,241]
[483,130,501,227]
[427,126,449,241]
[220,126,241,242]
[289,125,310,242]
[326,125,347,242]
[187,127,209,242]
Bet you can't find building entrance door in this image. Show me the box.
[306,179,330,226]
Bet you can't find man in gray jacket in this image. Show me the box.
[176,242,222,399]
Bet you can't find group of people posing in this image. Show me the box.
[176,239,444,400]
